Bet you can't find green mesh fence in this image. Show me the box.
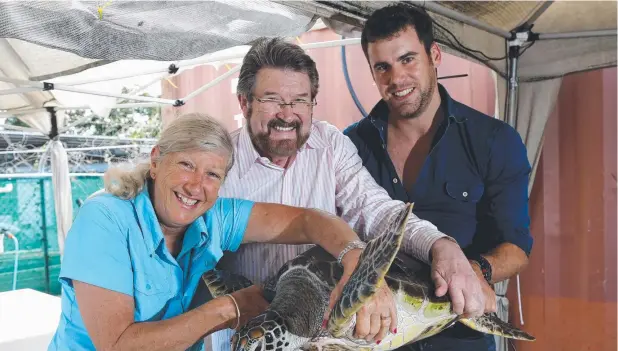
[0,175,104,295]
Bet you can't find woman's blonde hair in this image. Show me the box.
[104,113,234,199]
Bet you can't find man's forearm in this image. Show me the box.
[298,208,361,260]
[369,203,451,264]
[473,243,529,284]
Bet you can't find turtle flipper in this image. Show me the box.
[202,269,253,298]
[327,203,414,337]
[459,313,535,341]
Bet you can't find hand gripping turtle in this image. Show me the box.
[202,203,535,351]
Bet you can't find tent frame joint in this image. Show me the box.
[168,64,179,74]
[43,82,55,91]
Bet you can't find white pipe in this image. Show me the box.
[0,144,152,155]
[0,77,177,105]
[182,65,242,102]
[59,134,156,142]
[0,173,104,179]
[1,102,165,118]
[0,76,45,88]
[56,66,175,86]
[6,232,19,291]
[517,274,524,325]
[538,29,617,40]
[67,144,151,152]
[49,84,177,105]
[299,37,361,49]
[0,87,41,96]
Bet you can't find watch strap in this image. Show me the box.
[470,254,492,283]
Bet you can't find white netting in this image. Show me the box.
[0,1,316,62]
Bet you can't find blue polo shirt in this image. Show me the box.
[48,185,254,351]
[344,84,533,340]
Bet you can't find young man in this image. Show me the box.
[344,5,533,351]
[211,37,493,351]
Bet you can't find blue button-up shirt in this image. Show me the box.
[48,185,254,351]
[344,84,533,257]
[344,84,533,341]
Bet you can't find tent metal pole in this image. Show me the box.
[0,87,41,96]
[56,68,174,86]
[515,1,554,29]
[410,1,511,39]
[538,29,617,40]
[0,173,104,179]
[0,103,164,117]
[0,144,152,155]
[181,65,241,103]
[505,46,520,128]
[58,102,162,110]
[0,76,45,88]
[0,76,177,105]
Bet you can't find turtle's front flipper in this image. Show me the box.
[202,269,253,298]
[327,203,414,337]
[459,313,535,341]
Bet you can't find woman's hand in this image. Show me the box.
[228,285,270,329]
[324,249,398,344]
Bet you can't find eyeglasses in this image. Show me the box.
[253,96,317,113]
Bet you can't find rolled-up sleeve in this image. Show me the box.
[330,127,450,264]
[59,200,134,296]
[483,124,533,256]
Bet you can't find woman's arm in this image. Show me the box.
[242,203,361,261]
[241,202,398,342]
[74,282,267,351]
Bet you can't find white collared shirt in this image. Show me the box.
[212,120,448,351]
[217,119,448,285]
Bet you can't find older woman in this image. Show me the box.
[47,113,396,351]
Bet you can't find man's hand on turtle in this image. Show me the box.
[469,260,497,314]
[430,238,486,318]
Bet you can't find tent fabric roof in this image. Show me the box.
[0,0,616,133]
[292,1,617,81]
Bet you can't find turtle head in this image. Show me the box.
[231,310,307,351]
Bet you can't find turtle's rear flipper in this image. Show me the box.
[202,269,253,298]
[459,313,535,341]
[327,203,414,337]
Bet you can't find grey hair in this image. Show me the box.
[236,37,319,100]
[104,113,234,199]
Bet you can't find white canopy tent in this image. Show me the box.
[0,1,616,349]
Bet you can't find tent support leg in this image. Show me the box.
[505,46,520,128]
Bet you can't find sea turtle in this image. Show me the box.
[202,203,535,351]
